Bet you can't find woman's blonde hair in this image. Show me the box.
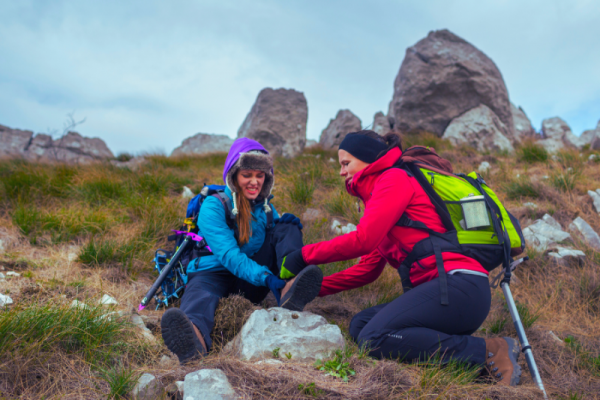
[233,173,253,246]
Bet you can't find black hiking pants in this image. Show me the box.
[179,223,303,351]
[350,273,491,366]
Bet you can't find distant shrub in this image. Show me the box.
[518,141,548,163]
[115,152,134,162]
[551,168,581,192]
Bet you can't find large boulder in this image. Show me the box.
[372,111,392,136]
[539,117,581,153]
[237,88,307,158]
[171,133,233,157]
[388,29,513,139]
[442,105,514,153]
[0,124,33,157]
[580,120,600,150]
[226,308,344,361]
[522,214,572,251]
[511,103,536,144]
[319,109,361,149]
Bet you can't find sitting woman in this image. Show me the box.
[282,131,521,386]
[161,138,323,364]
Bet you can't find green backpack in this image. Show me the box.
[395,146,525,305]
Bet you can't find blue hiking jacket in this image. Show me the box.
[186,186,279,286]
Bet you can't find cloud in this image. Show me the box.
[0,0,598,155]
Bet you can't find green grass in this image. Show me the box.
[78,237,148,268]
[314,349,356,382]
[502,178,541,200]
[402,131,451,151]
[289,174,315,205]
[411,354,481,394]
[551,168,581,192]
[324,188,361,224]
[564,335,600,376]
[518,141,548,163]
[98,362,141,399]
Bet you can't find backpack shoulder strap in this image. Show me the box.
[211,191,239,241]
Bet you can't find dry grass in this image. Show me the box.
[1,141,600,398]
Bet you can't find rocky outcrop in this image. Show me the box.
[0,125,33,157]
[0,124,114,163]
[319,109,361,149]
[580,120,600,150]
[226,308,344,361]
[442,105,514,153]
[522,214,572,251]
[305,139,318,148]
[539,117,582,153]
[237,88,308,158]
[388,29,513,139]
[131,373,162,400]
[511,103,536,143]
[171,133,233,156]
[372,112,391,135]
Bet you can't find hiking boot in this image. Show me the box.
[161,308,207,364]
[280,265,323,311]
[484,337,522,386]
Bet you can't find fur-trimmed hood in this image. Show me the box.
[223,138,274,214]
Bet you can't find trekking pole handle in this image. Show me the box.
[138,236,192,311]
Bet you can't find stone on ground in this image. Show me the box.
[237,88,307,158]
[0,294,13,307]
[388,29,513,138]
[319,109,362,149]
[569,217,600,250]
[182,186,195,199]
[183,369,237,400]
[99,294,118,305]
[226,308,345,361]
[131,373,161,400]
[302,208,323,221]
[587,189,600,213]
[547,246,586,266]
[478,161,490,173]
[442,104,514,153]
[171,133,234,156]
[522,216,572,251]
[131,313,158,344]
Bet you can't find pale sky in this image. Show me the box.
[1,0,599,155]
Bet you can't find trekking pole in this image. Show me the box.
[138,236,192,311]
[501,256,548,400]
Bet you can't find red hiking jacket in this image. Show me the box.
[301,147,487,297]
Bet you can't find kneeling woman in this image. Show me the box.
[283,131,521,386]
[161,138,322,364]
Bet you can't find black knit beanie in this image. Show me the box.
[339,132,388,164]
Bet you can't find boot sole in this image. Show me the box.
[503,337,522,386]
[161,308,206,364]
[280,265,323,311]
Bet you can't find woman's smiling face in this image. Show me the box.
[236,169,265,200]
[338,149,370,181]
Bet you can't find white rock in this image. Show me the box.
[523,202,538,209]
[331,220,342,233]
[131,314,158,344]
[588,189,600,213]
[542,175,549,180]
[183,369,237,400]
[0,240,4,254]
[0,273,5,279]
[341,223,357,234]
[68,252,78,262]
[527,219,571,243]
[0,294,13,307]
[175,380,184,394]
[589,154,598,161]
[6,271,20,277]
[226,308,345,361]
[159,355,172,367]
[328,158,336,163]
[71,300,90,310]
[99,294,118,305]
[255,359,283,365]
[478,161,491,173]
[131,373,161,400]
[182,186,195,199]
[302,208,323,222]
[569,217,600,250]
[548,331,564,346]
[542,214,562,230]
[547,246,586,266]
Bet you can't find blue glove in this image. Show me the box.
[265,274,286,306]
[275,213,303,230]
